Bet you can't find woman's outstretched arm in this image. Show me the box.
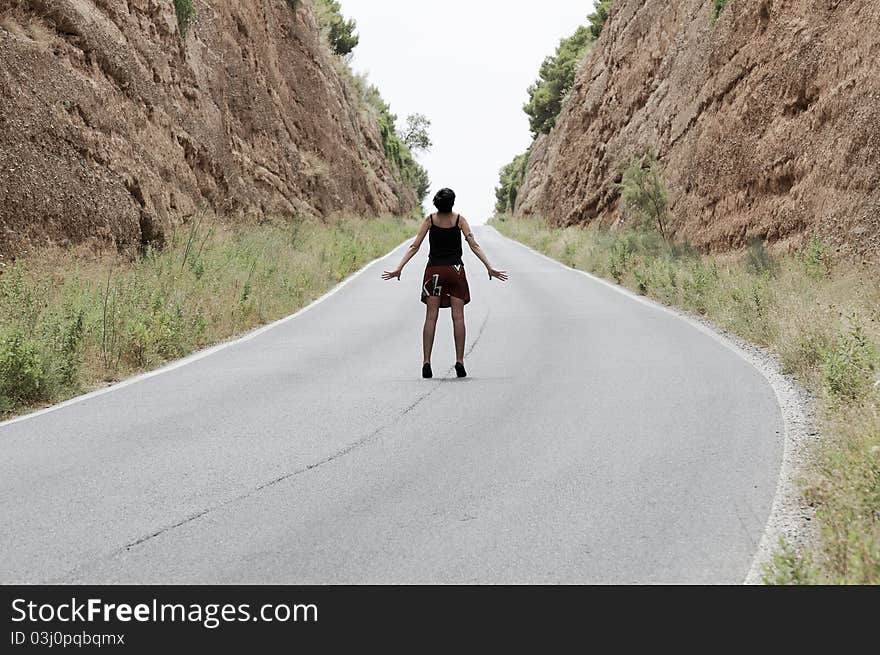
[459,216,509,281]
[382,216,431,280]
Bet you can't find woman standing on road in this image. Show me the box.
[382,188,508,379]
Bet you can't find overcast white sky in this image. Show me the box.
[343,1,594,224]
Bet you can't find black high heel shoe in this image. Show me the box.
[455,362,467,378]
[422,363,433,379]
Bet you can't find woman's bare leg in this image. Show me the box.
[423,297,441,363]
[450,297,466,364]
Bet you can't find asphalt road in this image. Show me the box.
[0,227,783,583]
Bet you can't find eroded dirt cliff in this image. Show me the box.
[516,0,880,254]
[0,0,417,256]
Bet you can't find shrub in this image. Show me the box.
[779,322,833,379]
[411,164,431,205]
[332,40,429,205]
[588,0,615,39]
[762,540,817,585]
[494,151,530,214]
[0,331,46,404]
[362,84,430,202]
[745,237,775,275]
[822,321,877,401]
[524,26,593,136]
[633,267,650,295]
[315,0,359,56]
[608,238,633,284]
[523,2,613,136]
[0,266,40,331]
[173,0,195,37]
[49,307,86,386]
[803,236,832,279]
[618,150,670,239]
[682,260,716,314]
[401,114,432,153]
[666,240,699,261]
[711,0,728,24]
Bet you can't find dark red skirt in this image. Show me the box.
[421,264,471,308]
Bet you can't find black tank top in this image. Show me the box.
[427,213,463,266]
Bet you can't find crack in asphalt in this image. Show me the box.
[121,308,493,554]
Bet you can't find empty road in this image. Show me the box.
[0,227,783,583]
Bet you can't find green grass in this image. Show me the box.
[0,214,417,418]
[491,213,880,584]
[711,0,728,25]
[173,0,195,37]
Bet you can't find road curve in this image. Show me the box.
[0,227,783,583]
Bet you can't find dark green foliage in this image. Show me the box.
[48,307,86,386]
[495,151,530,214]
[711,0,728,24]
[412,165,431,204]
[522,2,614,136]
[364,86,402,161]
[316,0,359,56]
[173,0,195,38]
[588,0,614,39]
[363,85,430,203]
[523,26,593,136]
[311,2,428,202]
[0,331,45,405]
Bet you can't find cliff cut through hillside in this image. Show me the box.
[0,0,418,257]
[515,0,880,255]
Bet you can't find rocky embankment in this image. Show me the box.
[0,0,417,256]
[515,0,880,255]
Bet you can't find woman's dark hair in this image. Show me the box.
[433,188,456,213]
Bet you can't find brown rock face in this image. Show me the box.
[0,0,417,256]
[516,0,880,255]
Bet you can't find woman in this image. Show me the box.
[382,188,508,379]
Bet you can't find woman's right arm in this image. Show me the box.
[382,216,431,280]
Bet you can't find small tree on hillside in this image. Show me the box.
[522,2,615,137]
[412,164,431,204]
[494,151,530,214]
[174,0,195,37]
[523,26,593,136]
[316,0,359,56]
[618,150,670,239]
[711,0,729,24]
[588,0,614,39]
[401,114,432,153]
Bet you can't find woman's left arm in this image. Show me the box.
[460,216,509,281]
